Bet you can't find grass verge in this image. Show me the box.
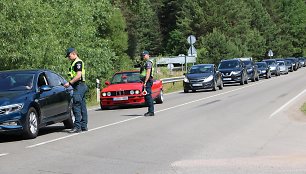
[300,102,306,115]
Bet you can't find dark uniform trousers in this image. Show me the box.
[72,82,88,129]
[144,79,154,113]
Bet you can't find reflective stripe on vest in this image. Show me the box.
[140,59,154,77]
[68,58,86,81]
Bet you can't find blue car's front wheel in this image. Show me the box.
[23,107,38,139]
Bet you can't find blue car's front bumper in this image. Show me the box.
[0,112,24,132]
[183,80,214,90]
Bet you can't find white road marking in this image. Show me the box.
[269,89,306,119]
[27,82,264,148]
[27,117,142,148]
[0,153,9,157]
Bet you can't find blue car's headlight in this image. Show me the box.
[232,71,241,75]
[184,77,189,83]
[204,75,213,82]
[0,103,24,115]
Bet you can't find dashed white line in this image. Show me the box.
[26,116,142,148]
[269,89,306,119]
[0,153,9,157]
[27,81,264,148]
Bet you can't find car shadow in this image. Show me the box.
[223,83,244,87]
[95,104,146,111]
[120,114,143,117]
[179,89,220,94]
[0,133,24,143]
[0,125,68,143]
[38,125,68,135]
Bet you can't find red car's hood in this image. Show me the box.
[102,83,142,92]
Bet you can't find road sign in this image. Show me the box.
[188,45,197,56]
[268,50,273,57]
[187,35,196,45]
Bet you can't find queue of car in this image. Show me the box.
[184,57,305,92]
[0,57,305,139]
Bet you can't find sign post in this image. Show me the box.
[268,49,273,59]
[186,35,197,72]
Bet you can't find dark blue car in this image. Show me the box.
[0,69,74,139]
[183,64,223,92]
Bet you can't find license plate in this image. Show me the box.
[113,96,128,101]
[223,78,231,80]
[192,83,202,87]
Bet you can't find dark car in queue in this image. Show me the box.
[218,59,248,85]
[241,59,259,82]
[282,59,294,72]
[256,62,271,79]
[262,59,280,76]
[0,70,74,139]
[183,64,223,93]
[285,57,299,71]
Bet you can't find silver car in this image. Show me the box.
[277,60,288,74]
[262,59,280,76]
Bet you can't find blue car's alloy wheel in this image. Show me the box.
[23,107,38,139]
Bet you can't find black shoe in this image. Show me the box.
[81,127,88,131]
[144,112,154,116]
[69,128,81,133]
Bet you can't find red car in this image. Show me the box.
[100,71,163,109]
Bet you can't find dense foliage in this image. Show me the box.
[1,0,305,89]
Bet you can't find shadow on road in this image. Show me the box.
[0,125,67,143]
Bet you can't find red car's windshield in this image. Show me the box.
[111,72,141,84]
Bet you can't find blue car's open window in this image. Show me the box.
[0,73,35,91]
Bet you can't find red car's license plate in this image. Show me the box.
[113,96,128,101]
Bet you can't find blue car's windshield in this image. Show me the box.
[111,72,141,84]
[188,65,213,74]
[243,61,251,66]
[263,60,275,66]
[218,60,239,69]
[256,63,267,68]
[0,72,35,91]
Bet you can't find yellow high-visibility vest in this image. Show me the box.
[68,57,86,81]
[140,59,154,78]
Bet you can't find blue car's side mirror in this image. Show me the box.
[40,85,52,92]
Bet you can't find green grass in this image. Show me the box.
[301,102,306,115]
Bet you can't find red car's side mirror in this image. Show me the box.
[105,81,110,86]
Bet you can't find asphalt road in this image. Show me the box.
[1,68,306,174]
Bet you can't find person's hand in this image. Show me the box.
[63,82,70,88]
[143,82,146,87]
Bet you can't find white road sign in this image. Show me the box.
[187,35,196,45]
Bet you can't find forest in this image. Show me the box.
[1,0,305,89]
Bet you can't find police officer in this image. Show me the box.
[64,48,89,133]
[140,50,154,116]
